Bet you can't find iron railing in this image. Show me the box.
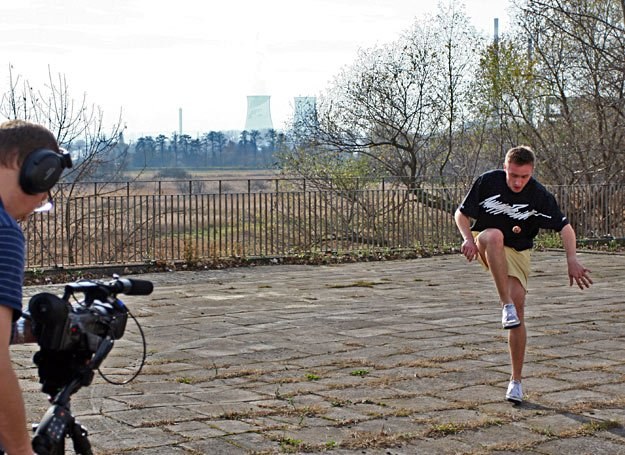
[22,181,625,269]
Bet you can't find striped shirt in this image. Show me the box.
[0,198,24,320]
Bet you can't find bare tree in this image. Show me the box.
[284,4,487,190]
[277,5,489,248]
[310,31,445,191]
[1,65,127,186]
[432,2,489,184]
[1,65,128,264]
[483,0,625,185]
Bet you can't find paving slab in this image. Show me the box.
[13,251,625,454]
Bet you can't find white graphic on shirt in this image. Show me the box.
[480,195,551,221]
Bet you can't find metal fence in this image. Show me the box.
[22,180,625,269]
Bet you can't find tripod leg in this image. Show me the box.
[31,409,69,455]
[69,421,93,455]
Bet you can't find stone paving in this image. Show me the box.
[11,250,625,454]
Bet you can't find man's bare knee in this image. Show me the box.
[477,228,504,245]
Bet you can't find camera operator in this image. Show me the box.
[0,120,70,455]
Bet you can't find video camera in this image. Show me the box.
[29,276,152,353]
[25,275,152,455]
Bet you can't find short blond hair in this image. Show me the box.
[505,145,535,166]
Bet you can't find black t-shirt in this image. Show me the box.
[458,170,568,251]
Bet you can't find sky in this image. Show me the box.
[0,0,513,141]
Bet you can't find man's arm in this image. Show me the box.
[560,224,593,289]
[0,306,34,454]
[454,209,478,262]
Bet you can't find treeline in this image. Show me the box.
[128,129,288,170]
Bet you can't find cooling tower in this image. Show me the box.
[244,95,273,130]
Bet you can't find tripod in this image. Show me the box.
[31,377,93,455]
[31,338,114,455]
[0,367,95,455]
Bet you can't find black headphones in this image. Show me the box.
[19,148,73,195]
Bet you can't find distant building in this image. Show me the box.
[244,95,273,131]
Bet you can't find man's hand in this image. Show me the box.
[461,238,479,262]
[455,210,478,262]
[567,258,593,289]
[560,225,593,290]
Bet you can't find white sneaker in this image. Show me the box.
[506,379,523,404]
[501,303,521,329]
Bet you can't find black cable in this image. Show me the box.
[98,309,147,385]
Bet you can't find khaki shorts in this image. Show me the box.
[472,232,531,290]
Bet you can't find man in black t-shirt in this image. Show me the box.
[454,145,592,404]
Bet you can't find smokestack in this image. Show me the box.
[178,108,182,135]
[494,18,499,45]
